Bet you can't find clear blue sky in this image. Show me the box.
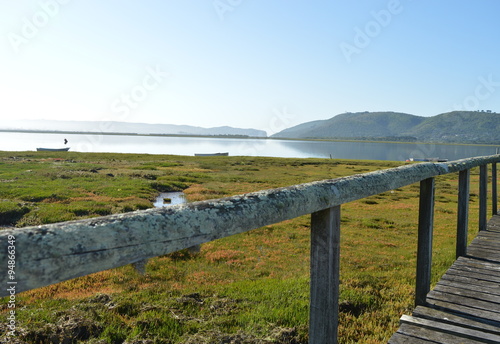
[1,1,500,134]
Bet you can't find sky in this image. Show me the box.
[1,1,500,135]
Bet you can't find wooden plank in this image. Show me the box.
[485,225,500,233]
[425,297,500,320]
[416,178,435,306]
[473,237,500,246]
[465,250,500,263]
[309,206,341,344]
[447,265,500,281]
[484,227,500,233]
[451,261,500,275]
[451,260,500,275]
[388,332,438,344]
[394,322,487,344]
[438,278,500,298]
[469,245,500,252]
[471,230,500,242]
[473,229,500,238]
[400,314,500,343]
[440,272,500,292]
[454,255,500,269]
[447,267,500,283]
[427,290,500,315]
[438,276,500,293]
[467,246,500,257]
[470,233,500,244]
[426,298,500,324]
[453,257,500,274]
[432,284,500,306]
[487,214,500,229]
[412,306,500,335]
[468,237,500,247]
[477,220,500,232]
[471,240,500,248]
[487,224,500,230]
[468,241,500,250]
[457,254,500,267]
[469,239,500,249]
[466,234,500,257]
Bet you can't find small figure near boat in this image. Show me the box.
[64,138,68,145]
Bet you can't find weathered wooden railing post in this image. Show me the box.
[492,163,497,215]
[415,178,435,306]
[479,165,488,231]
[456,169,470,258]
[310,206,341,344]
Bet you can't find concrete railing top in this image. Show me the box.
[1,154,500,296]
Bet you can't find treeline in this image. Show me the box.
[302,136,418,142]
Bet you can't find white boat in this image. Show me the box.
[36,147,70,152]
[408,157,447,162]
[194,152,229,157]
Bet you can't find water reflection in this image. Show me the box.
[276,140,499,161]
[1,132,498,161]
[153,192,186,208]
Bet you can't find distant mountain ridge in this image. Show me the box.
[0,120,267,137]
[4,111,499,144]
[272,111,500,144]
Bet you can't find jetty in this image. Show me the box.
[389,214,500,343]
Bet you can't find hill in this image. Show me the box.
[405,111,500,143]
[0,120,267,137]
[273,112,424,141]
[272,111,500,144]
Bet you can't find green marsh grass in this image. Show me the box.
[0,151,487,343]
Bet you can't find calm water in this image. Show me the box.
[153,192,186,207]
[0,132,498,161]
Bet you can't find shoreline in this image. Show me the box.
[1,129,499,147]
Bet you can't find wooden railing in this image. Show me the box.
[1,155,499,343]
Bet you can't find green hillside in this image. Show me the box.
[271,119,327,138]
[272,111,500,144]
[404,111,500,143]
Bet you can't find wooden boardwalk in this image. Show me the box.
[389,215,500,343]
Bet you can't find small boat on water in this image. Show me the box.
[36,147,70,152]
[194,152,229,157]
[407,157,448,162]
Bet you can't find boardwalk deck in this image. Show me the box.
[389,215,500,343]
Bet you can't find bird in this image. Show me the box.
[64,138,68,145]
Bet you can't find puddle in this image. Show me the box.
[154,192,186,208]
[153,191,200,253]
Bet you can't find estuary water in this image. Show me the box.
[0,131,498,161]
[153,192,187,208]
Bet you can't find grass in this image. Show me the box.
[0,151,488,343]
